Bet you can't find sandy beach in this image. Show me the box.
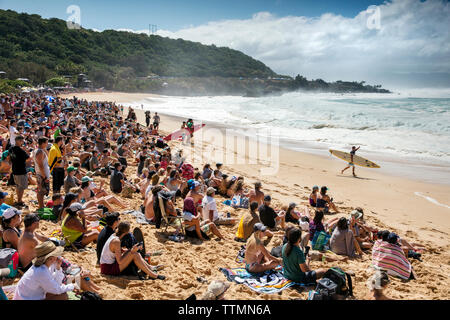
[11,90,444,300]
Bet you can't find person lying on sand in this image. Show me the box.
[244,223,281,274]
[99,221,165,280]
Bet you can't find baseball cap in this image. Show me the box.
[289,202,297,208]
[0,191,8,199]
[264,195,271,202]
[81,176,94,183]
[253,223,267,233]
[67,166,78,173]
[69,203,84,212]
[350,210,363,220]
[2,207,22,220]
[1,150,9,161]
[190,181,200,190]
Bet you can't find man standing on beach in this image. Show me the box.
[153,112,160,130]
[341,146,360,177]
[9,135,30,207]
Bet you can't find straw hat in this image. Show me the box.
[33,241,64,267]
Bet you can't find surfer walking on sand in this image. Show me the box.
[341,146,360,177]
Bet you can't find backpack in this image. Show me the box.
[308,267,353,300]
[0,248,19,279]
[36,207,57,221]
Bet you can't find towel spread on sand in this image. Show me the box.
[220,267,313,294]
[122,210,152,225]
[372,240,412,280]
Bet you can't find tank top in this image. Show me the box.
[61,215,83,247]
[1,227,21,249]
[34,148,50,178]
[100,234,118,265]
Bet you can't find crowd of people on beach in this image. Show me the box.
[0,91,425,300]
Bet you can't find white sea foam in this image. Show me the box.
[414,192,450,209]
[126,91,450,183]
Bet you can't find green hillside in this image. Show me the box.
[0,9,276,89]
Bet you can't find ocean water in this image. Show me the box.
[128,90,450,185]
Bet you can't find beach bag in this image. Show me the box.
[36,207,57,221]
[311,231,331,251]
[321,267,353,297]
[0,248,19,279]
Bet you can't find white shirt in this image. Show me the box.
[202,196,219,222]
[100,234,118,265]
[13,264,75,300]
[9,126,18,146]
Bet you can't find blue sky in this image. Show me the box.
[0,0,386,31]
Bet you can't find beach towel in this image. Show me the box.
[220,267,313,294]
[372,240,412,280]
[122,210,152,225]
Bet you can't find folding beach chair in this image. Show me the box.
[158,196,185,236]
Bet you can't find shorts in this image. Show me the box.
[13,174,28,191]
[100,262,121,276]
[303,270,317,284]
[185,229,209,240]
[37,175,50,196]
[348,162,354,166]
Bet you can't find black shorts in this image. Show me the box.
[303,270,317,284]
[185,229,209,240]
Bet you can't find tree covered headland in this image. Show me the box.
[0,9,390,95]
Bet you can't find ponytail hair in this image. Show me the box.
[285,227,302,257]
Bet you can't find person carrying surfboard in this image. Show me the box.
[341,146,360,177]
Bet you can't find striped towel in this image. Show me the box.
[372,240,411,280]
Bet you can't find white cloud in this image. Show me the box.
[121,0,450,88]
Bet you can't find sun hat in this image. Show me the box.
[33,241,64,267]
[367,270,390,290]
[81,176,93,183]
[206,187,216,196]
[2,207,22,220]
[207,280,230,298]
[349,209,363,220]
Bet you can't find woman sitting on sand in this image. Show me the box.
[330,217,364,258]
[1,207,22,250]
[61,203,100,249]
[244,223,280,274]
[348,210,373,250]
[309,211,326,240]
[80,180,125,212]
[372,232,416,280]
[316,186,339,213]
[309,186,319,207]
[100,221,165,280]
[284,203,301,224]
[207,169,223,191]
[183,197,223,240]
[282,227,326,284]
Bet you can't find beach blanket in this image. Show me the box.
[122,210,152,225]
[372,240,412,280]
[220,267,314,294]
